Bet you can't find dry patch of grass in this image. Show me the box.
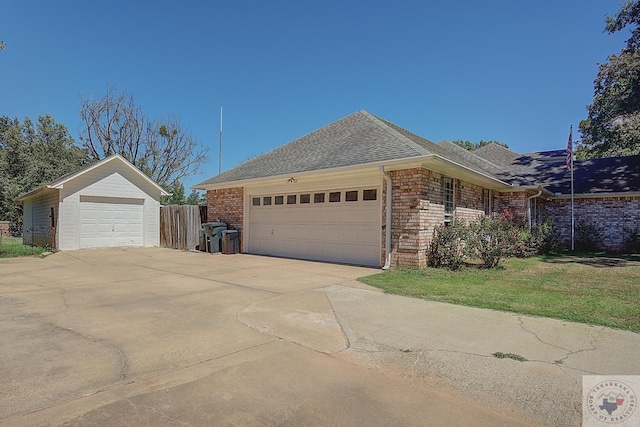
[359,254,640,332]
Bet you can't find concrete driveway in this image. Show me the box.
[1,248,638,426]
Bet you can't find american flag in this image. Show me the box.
[566,125,573,171]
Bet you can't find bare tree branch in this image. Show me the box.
[78,85,208,186]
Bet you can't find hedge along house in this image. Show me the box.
[193,111,640,268]
[16,154,169,250]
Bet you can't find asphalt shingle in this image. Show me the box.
[195,112,640,196]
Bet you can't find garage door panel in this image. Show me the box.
[250,187,381,266]
[79,198,143,249]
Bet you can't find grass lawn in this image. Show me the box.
[359,253,640,333]
[0,235,50,258]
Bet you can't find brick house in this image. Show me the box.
[193,111,640,268]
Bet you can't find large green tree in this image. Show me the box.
[578,0,640,158]
[161,179,206,205]
[79,85,209,187]
[450,140,508,151]
[0,115,89,222]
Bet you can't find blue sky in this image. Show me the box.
[0,1,629,189]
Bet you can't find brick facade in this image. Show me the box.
[497,191,528,218]
[206,187,244,251]
[383,168,486,268]
[546,196,640,251]
[205,170,638,268]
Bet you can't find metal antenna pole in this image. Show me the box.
[218,107,223,175]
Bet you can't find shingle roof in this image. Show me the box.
[195,110,437,186]
[195,113,640,196]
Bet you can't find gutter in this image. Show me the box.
[527,189,543,230]
[379,166,392,270]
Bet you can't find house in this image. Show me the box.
[16,154,169,250]
[193,110,640,268]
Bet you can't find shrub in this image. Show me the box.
[622,225,640,254]
[575,219,605,252]
[464,214,524,268]
[428,221,467,270]
[530,219,562,255]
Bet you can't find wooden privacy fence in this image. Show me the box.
[160,205,207,250]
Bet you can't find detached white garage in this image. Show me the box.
[17,154,168,250]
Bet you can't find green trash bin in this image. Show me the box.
[202,222,227,253]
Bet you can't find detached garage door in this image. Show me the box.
[79,196,144,248]
[249,187,381,266]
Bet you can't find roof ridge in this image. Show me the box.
[362,111,434,156]
[437,140,507,171]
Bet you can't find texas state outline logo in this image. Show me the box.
[583,376,639,426]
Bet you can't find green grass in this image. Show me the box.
[359,254,640,332]
[0,235,50,258]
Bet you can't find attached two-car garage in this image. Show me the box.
[247,186,381,266]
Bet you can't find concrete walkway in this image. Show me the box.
[1,248,638,426]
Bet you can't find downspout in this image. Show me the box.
[527,189,543,230]
[380,166,392,270]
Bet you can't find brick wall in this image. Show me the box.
[496,191,528,219]
[546,196,640,251]
[206,187,244,251]
[385,168,485,268]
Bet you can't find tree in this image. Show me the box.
[0,115,90,222]
[79,85,209,187]
[162,179,186,205]
[161,179,206,205]
[186,189,206,206]
[450,140,509,151]
[578,1,640,158]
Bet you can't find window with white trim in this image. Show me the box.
[483,189,491,215]
[443,177,454,225]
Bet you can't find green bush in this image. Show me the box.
[464,212,532,268]
[575,219,605,252]
[530,219,562,255]
[428,221,467,270]
[622,225,640,254]
[428,210,549,270]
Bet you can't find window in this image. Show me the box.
[275,195,284,205]
[443,178,454,225]
[329,192,341,202]
[252,197,260,206]
[263,196,272,206]
[314,193,325,203]
[363,189,377,201]
[345,190,358,202]
[483,189,491,215]
[287,195,297,204]
[300,194,311,204]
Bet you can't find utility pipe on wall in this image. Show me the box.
[527,189,543,230]
[380,166,392,270]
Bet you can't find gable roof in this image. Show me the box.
[194,112,639,197]
[16,154,169,202]
[195,111,436,187]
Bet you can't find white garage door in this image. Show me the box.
[249,187,381,266]
[79,196,144,248]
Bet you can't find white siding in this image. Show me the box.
[22,190,59,247]
[57,159,162,250]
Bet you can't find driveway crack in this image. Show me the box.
[126,398,193,426]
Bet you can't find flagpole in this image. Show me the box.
[570,125,575,251]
